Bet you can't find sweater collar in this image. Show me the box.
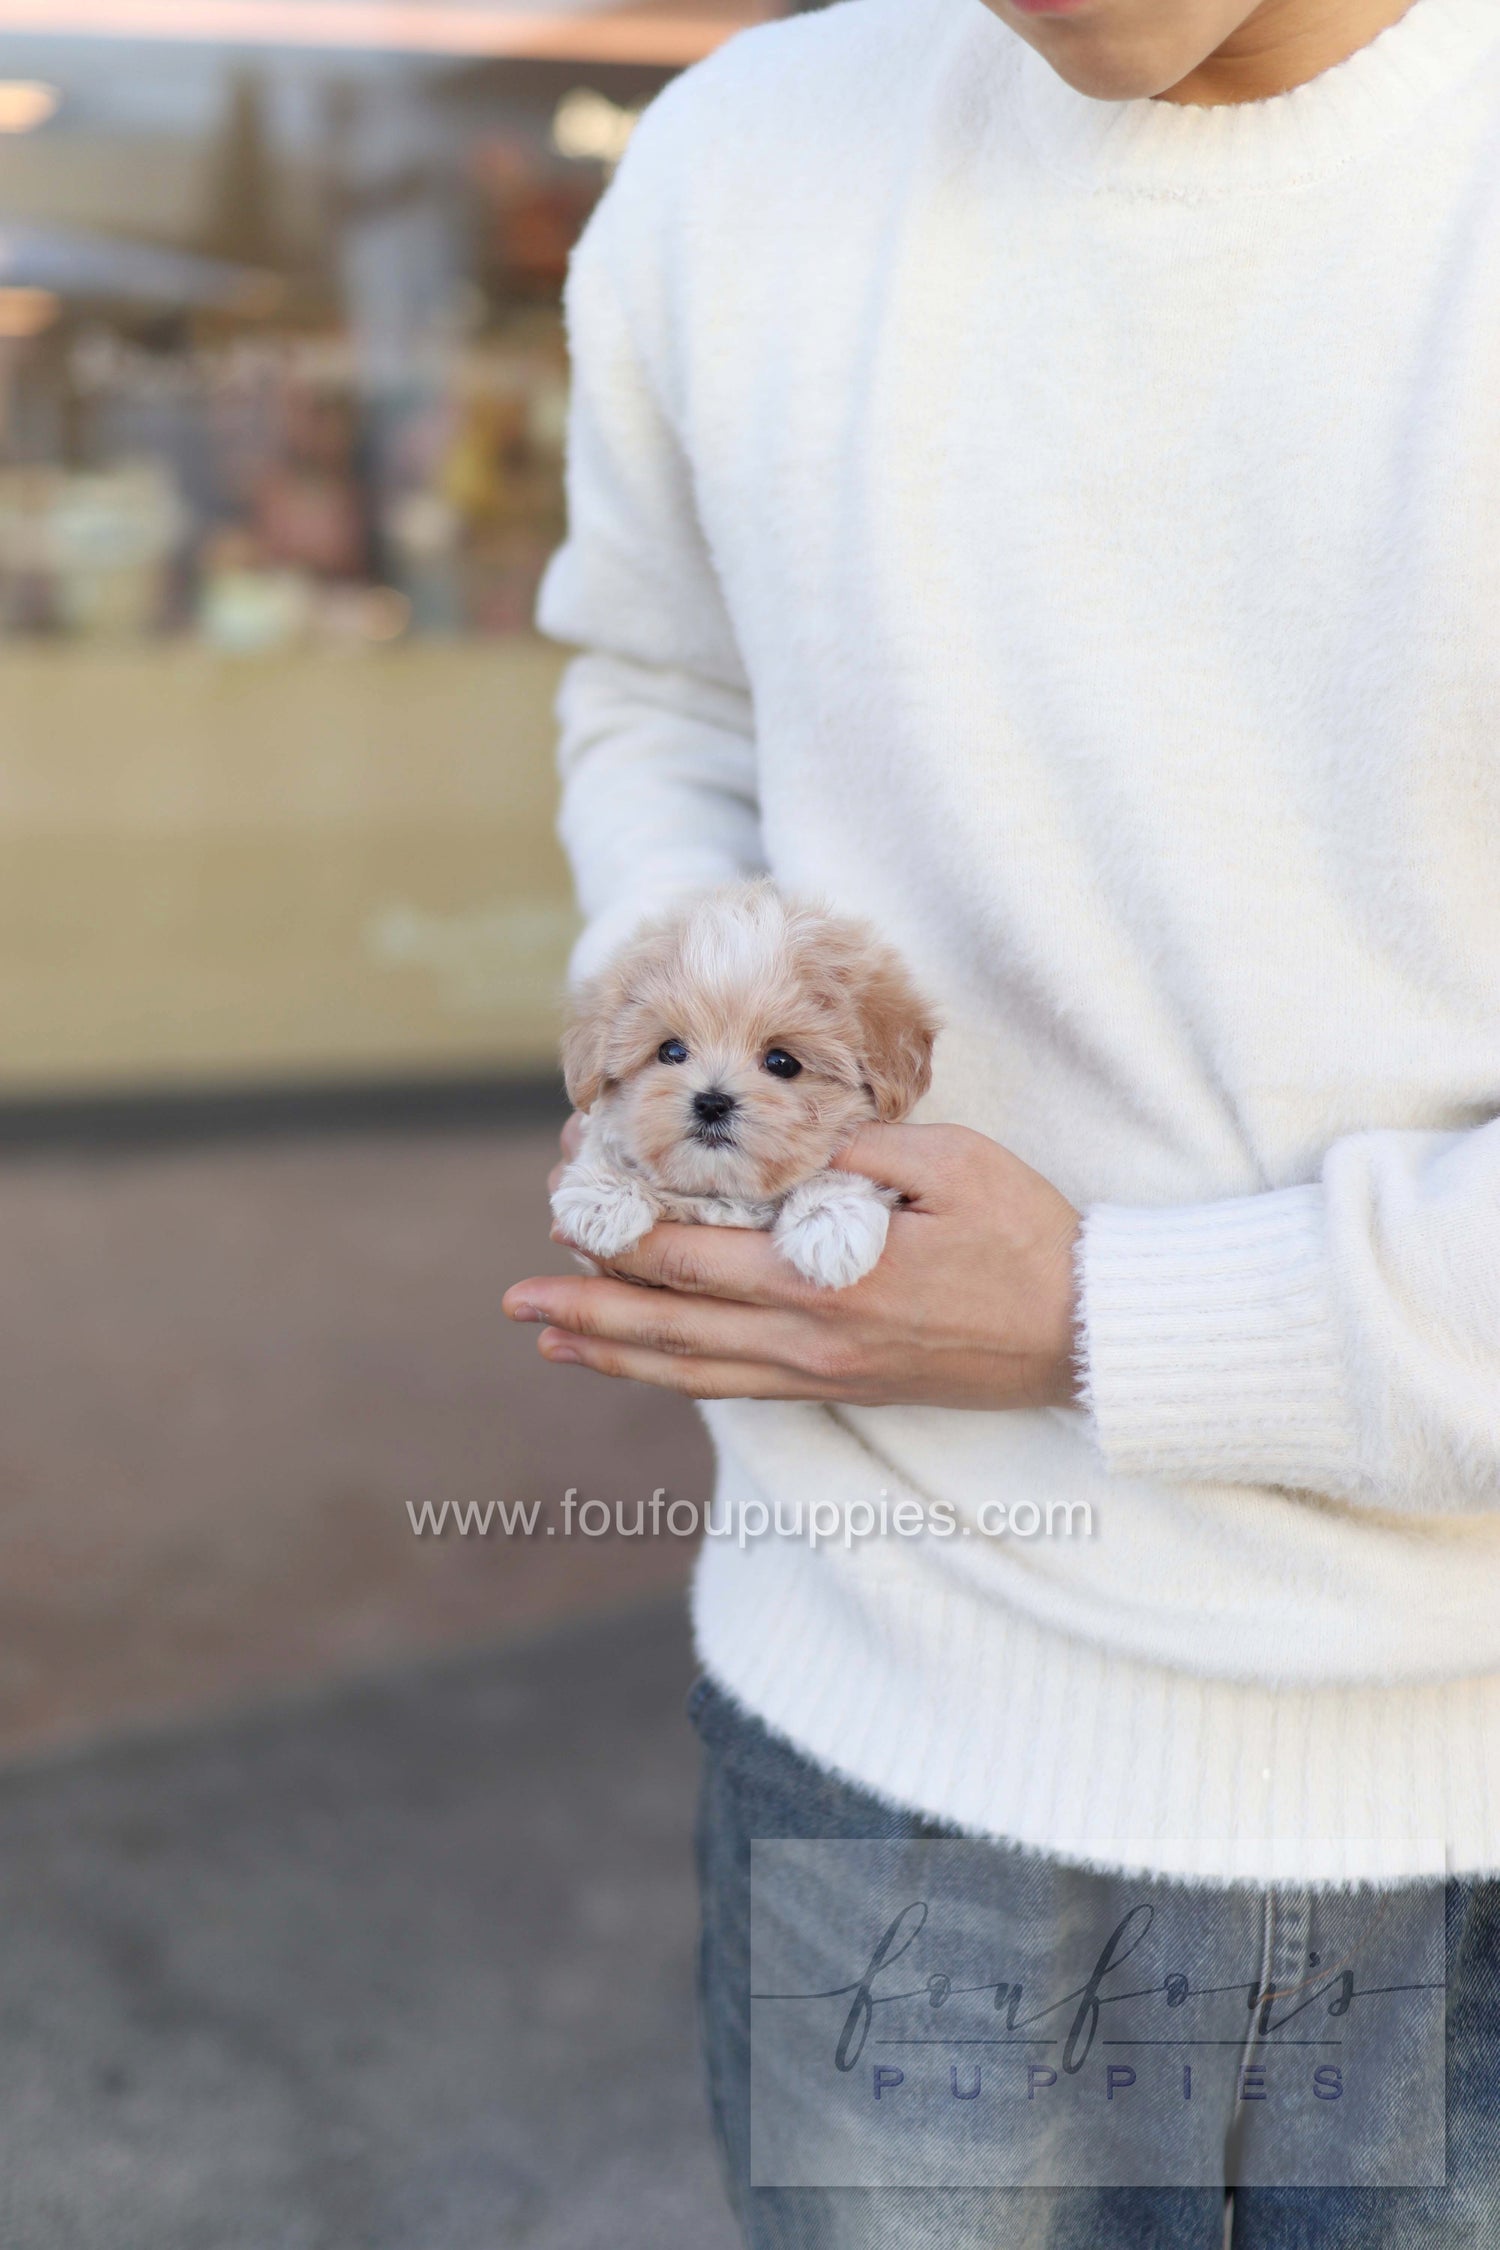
[1003,0,1500,197]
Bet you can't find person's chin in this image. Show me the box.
[990,5,1202,103]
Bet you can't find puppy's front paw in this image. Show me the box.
[551,1163,657,1261]
[773,1175,890,1291]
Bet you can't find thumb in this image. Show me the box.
[830,1122,954,1205]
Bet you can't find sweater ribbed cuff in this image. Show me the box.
[1078,1184,1361,1495]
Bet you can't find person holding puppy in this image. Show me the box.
[504,0,1500,2236]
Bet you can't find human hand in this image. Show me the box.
[508,1121,1082,1410]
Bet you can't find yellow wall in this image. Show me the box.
[0,638,578,1094]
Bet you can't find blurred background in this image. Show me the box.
[0,4,793,2239]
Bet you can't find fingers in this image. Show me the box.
[830,1121,977,1202]
[504,1271,814,1367]
[579,1220,827,1309]
[535,1328,830,1401]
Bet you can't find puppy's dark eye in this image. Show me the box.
[657,1038,688,1065]
[763,1048,802,1080]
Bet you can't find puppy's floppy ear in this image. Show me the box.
[559,916,675,1110]
[560,972,614,1112]
[852,950,937,1123]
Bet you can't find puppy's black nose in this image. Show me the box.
[692,1089,736,1125]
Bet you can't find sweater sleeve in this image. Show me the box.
[536,145,765,985]
[1079,1118,1500,1514]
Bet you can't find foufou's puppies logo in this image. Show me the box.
[551,881,937,1289]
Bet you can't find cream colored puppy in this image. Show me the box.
[552,882,937,1289]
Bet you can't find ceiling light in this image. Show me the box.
[0,80,59,133]
[0,4,773,66]
[551,87,638,166]
[0,287,60,336]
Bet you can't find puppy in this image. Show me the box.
[551,881,937,1289]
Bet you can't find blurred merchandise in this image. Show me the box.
[196,527,313,651]
[0,23,774,1095]
[0,50,666,655]
[50,459,186,635]
[383,484,462,632]
[0,458,185,635]
[0,465,55,629]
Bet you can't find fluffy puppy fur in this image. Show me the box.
[553,881,937,1289]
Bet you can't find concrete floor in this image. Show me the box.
[0,1123,734,2248]
[0,1124,712,1756]
[0,1599,738,2250]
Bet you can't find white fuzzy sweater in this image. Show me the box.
[537,0,1500,1883]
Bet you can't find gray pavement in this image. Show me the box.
[0,1125,711,1756]
[0,1596,739,2250]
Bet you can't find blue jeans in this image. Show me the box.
[689,1673,1500,2250]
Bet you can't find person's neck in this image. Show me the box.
[1159,0,1417,103]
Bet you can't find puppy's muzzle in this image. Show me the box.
[690,1088,738,1145]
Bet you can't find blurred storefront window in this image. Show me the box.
[0,2,781,1095]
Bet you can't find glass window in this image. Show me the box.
[0,6,782,1095]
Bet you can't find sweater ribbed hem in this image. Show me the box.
[1079,1185,1362,1495]
[692,1523,1499,1886]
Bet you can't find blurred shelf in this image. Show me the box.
[0,1067,568,1152]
